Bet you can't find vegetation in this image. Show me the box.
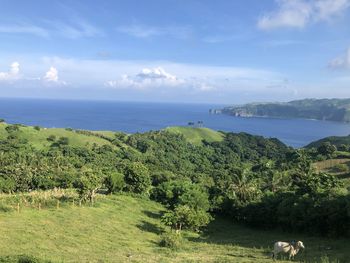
[0,194,349,262]
[0,122,349,261]
[307,135,350,149]
[165,126,224,145]
[219,98,350,122]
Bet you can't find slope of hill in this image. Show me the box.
[219,98,350,122]
[165,126,224,145]
[0,194,348,263]
[306,135,350,148]
[0,122,114,149]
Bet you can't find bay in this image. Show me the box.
[0,98,349,148]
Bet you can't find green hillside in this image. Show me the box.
[306,135,350,149]
[165,126,224,145]
[0,122,349,262]
[219,98,350,122]
[0,193,348,263]
[0,122,114,149]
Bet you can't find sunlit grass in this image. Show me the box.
[165,126,224,145]
[0,194,348,262]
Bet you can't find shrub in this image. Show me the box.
[33,126,41,131]
[159,231,183,249]
[105,172,125,194]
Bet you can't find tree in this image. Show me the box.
[228,169,260,205]
[161,205,211,233]
[338,144,349,152]
[124,162,151,194]
[317,142,336,157]
[105,172,125,194]
[75,169,102,205]
[152,180,210,211]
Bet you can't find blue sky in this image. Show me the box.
[0,0,349,103]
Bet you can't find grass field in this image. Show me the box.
[0,194,348,263]
[0,123,114,149]
[0,123,225,149]
[165,127,224,145]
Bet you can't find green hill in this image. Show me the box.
[306,135,350,149]
[0,122,349,262]
[0,193,348,263]
[219,98,350,122]
[0,122,114,149]
[165,126,224,145]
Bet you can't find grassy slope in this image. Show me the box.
[165,127,224,145]
[0,195,349,263]
[0,123,113,149]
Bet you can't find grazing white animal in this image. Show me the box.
[272,241,305,260]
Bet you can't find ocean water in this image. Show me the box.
[0,98,349,148]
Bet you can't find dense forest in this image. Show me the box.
[0,122,349,238]
[219,98,350,122]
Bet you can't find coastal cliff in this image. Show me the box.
[213,98,350,123]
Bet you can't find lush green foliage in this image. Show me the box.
[0,123,349,237]
[1,194,348,262]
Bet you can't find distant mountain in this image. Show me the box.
[217,98,350,123]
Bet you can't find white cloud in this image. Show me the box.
[258,0,350,30]
[44,67,59,82]
[105,67,182,89]
[2,56,283,94]
[0,62,20,81]
[315,0,350,20]
[137,67,177,81]
[42,66,67,86]
[329,47,350,69]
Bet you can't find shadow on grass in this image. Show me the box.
[188,216,350,263]
[137,220,164,235]
[142,210,162,219]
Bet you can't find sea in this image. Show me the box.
[0,97,350,148]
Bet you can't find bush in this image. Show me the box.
[33,126,41,131]
[159,232,183,249]
[105,172,125,193]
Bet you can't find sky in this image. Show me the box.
[0,0,350,104]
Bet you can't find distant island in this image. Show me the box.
[213,98,350,123]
